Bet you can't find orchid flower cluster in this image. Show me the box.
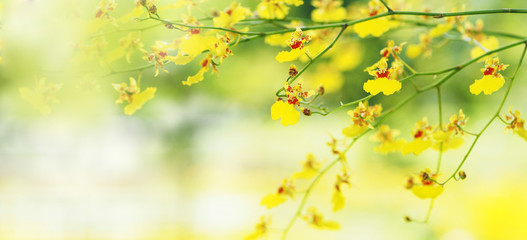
[12,0,527,239]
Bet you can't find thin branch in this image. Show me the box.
[441,43,527,185]
[379,0,393,12]
[275,25,348,96]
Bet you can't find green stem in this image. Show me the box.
[147,9,527,37]
[437,86,443,128]
[275,25,348,96]
[424,199,435,223]
[281,87,425,239]
[399,58,417,74]
[311,38,527,119]
[436,146,443,173]
[90,23,163,38]
[497,115,509,124]
[421,38,527,90]
[396,19,526,39]
[280,138,357,240]
[441,43,527,185]
[458,125,479,136]
[105,10,527,77]
[379,0,393,12]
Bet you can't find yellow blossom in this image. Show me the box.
[260,179,295,209]
[406,44,422,59]
[431,110,468,151]
[275,27,311,63]
[89,0,117,33]
[363,58,402,95]
[342,124,369,138]
[117,2,143,23]
[370,125,405,154]
[113,77,156,115]
[406,34,431,59]
[302,207,340,230]
[298,29,332,62]
[292,153,322,179]
[276,48,305,63]
[331,171,351,212]
[331,191,345,213]
[19,77,63,115]
[432,131,464,152]
[245,216,271,240]
[213,2,250,28]
[505,107,527,141]
[446,109,469,135]
[354,18,391,38]
[429,23,453,38]
[407,169,443,199]
[311,0,347,22]
[470,75,504,95]
[123,88,156,115]
[470,57,508,95]
[270,100,298,126]
[257,0,303,19]
[142,41,183,76]
[182,54,218,86]
[353,0,394,38]
[106,32,144,63]
[270,102,299,126]
[271,81,314,126]
[401,118,433,156]
[264,34,290,47]
[94,0,116,20]
[411,184,444,199]
[378,40,406,60]
[329,40,363,71]
[306,63,344,93]
[179,34,217,57]
[470,36,499,59]
[342,102,382,137]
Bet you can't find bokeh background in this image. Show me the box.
[1,0,527,239]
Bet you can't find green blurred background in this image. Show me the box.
[1,0,527,239]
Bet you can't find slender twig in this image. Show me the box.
[441,43,527,185]
[424,199,435,223]
[497,115,510,124]
[437,87,443,128]
[379,0,393,12]
[397,19,526,40]
[101,9,527,78]
[280,138,358,240]
[275,25,348,96]
[90,23,163,38]
[436,86,444,173]
[436,146,443,173]
[457,125,479,136]
[146,9,527,37]
[282,85,427,239]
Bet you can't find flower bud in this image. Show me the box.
[149,5,157,14]
[288,64,298,77]
[318,86,325,96]
[458,170,467,180]
[421,172,429,181]
[303,108,312,116]
[404,177,413,189]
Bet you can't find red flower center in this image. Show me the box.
[483,67,495,76]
